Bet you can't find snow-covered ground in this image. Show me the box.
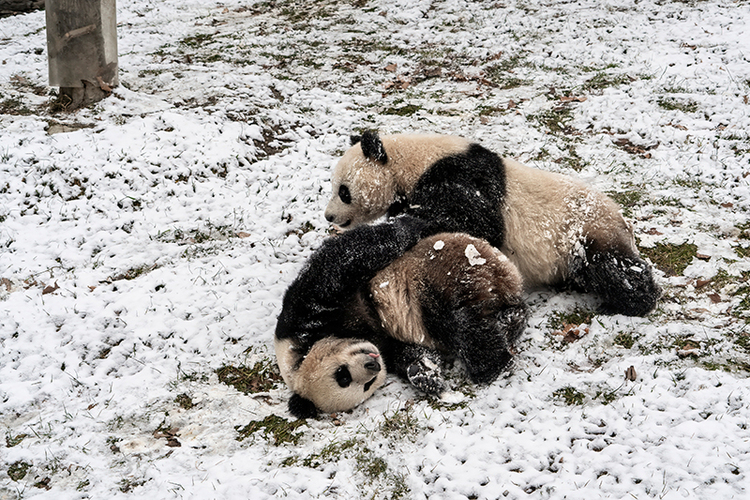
[1,0,749,498]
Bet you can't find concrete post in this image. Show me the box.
[46,0,118,110]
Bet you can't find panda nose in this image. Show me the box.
[364,359,381,372]
[325,213,335,223]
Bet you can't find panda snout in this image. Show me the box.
[325,212,335,223]
[364,354,381,373]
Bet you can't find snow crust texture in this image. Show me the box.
[1,0,749,499]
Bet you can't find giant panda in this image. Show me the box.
[275,215,527,418]
[324,131,660,317]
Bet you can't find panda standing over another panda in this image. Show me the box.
[325,130,660,317]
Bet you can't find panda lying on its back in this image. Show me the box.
[325,131,660,317]
[275,216,527,418]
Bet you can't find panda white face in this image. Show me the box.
[324,132,472,231]
[276,337,387,414]
[325,146,396,229]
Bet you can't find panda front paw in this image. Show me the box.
[406,358,446,395]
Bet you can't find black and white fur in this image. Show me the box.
[275,218,527,418]
[325,131,660,316]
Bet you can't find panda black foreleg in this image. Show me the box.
[570,252,661,317]
[276,215,430,343]
[379,340,447,395]
[428,302,528,385]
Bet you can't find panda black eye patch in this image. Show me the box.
[338,185,352,204]
[335,365,352,388]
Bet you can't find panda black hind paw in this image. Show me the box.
[406,358,446,395]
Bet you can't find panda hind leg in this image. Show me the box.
[381,341,447,395]
[441,302,528,385]
[570,252,661,317]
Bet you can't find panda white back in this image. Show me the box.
[499,158,637,288]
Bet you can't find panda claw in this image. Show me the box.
[406,359,446,395]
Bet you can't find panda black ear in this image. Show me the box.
[288,393,319,419]
[360,130,388,164]
[350,134,362,145]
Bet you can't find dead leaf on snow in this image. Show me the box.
[560,96,587,103]
[383,75,411,90]
[553,323,589,343]
[614,138,660,158]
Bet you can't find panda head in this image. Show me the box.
[324,131,472,230]
[275,337,387,418]
[325,131,397,229]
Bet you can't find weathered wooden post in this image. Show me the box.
[45,0,118,110]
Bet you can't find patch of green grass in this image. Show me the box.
[734,285,750,321]
[640,242,697,276]
[155,223,237,245]
[180,33,215,48]
[118,477,147,493]
[673,176,703,190]
[581,72,633,92]
[0,97,33,116]
[595,387,620,405]
[379,405,422,441]
[548,308,595,331]
[357,454,388,478]
[529,107,576,135]
[734,245,750,259]
[614,332,636,349]
[355,455,409,499]
[383,104,421,116]
[291,436,410,498]
[553,386,585,406]
[702,359,750,373]
[732,331,750,352]
[8,461,31,481]
[657,97,699,113]
[174,367,209,385]
[662,85,689,94]
[297,438,361,468]
[556,144,587,172]
[484,68,529,89]
[477,105,506,117]
[5,432,28,447]
[655,196,684,208]
[428,399,470,411]
[216,359,282,394]
[608,189,644,218]
[105,264,157,283]
[236,415,306,445]
[580,63,619,73]
[175,393,195,410]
